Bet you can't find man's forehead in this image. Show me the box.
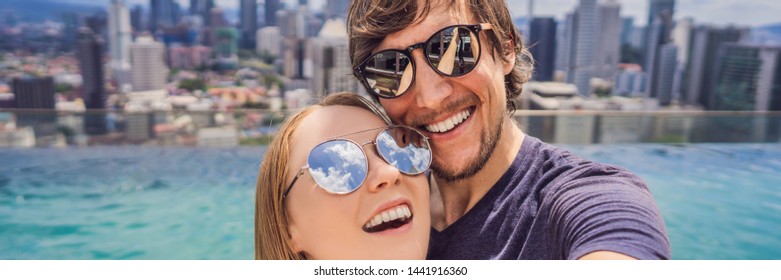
[374,0,473,52]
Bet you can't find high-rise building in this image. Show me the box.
[644,0,675,66]
[77,28,106,109]
[62,12,80,49]
[594,1,621,81]
[130,36,169,91]
[150,0,178,31]
[257,26,282,58]
[190,0,214,25]
[168,46,212,69]
[240,0,258,49]
[570,0,597,96]
[109,0,132,87]
[86,12,109,39]
[620,17,634,46]
[555,13,574,74]
[11,77,55,110]
[130,5,144,33]
[77,27,108,135]
[712,44,781,111]
[311,18,360,96]
[684,25,748,108]
[644,0,677,101]
[325,0,350,19]
[529,17,557,81]
[265,0,280,27]
[11,77,58,140]
[655,44,678,105]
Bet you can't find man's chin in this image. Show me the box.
[431,116,503,183]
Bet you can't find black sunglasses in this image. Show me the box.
[283,126,432,198]
[354,23,493,99]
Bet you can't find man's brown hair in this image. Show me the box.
[347,0,534,111]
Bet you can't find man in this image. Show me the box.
[347,0,671,259]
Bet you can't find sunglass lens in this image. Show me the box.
[425,26,479,76]
[362,50,414,98]
[376,127,432,175]
[307,141,367,194]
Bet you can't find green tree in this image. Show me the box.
[178,79,207,92]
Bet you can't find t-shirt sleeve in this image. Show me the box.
[548,164,672,260]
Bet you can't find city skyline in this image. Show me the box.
[93,0,781,27]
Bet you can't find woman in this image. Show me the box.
[255,93,432,259]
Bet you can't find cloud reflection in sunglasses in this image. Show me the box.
[309,142,367,193]
[377,132,431,174]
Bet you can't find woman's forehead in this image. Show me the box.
[297,106,386,144]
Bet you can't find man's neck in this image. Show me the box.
[431,116,525,229]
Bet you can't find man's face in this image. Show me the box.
[372,4,514,182]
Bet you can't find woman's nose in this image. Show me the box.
[363,146,401,193]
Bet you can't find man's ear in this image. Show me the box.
[501,36,517,75]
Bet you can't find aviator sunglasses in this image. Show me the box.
[283,125,432,198]
[354,23,493,99]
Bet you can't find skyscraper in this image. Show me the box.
[240,0,258,49]
[620,17,634,46]
[190,0,214,25]
[130,5,144,33]
[655,44,678,105]
[684,25,747,108]
[11,77,58,139]
[555,13,574,74]
[150,0,177,31]
[11,77,55,110]
[571,0,597,96]
[77,28,108,135]
[594,1,621,81]
[265,0,280,27]
[109,0,132,87]
[257,26,282,58]
[644,0,676,101]
[325,0,350,19]
[529,17,557,81]
[77,28,105,110]
[712,44,781,111]
[130,36,169,91]
[644,0,675,66]
[311,18,359,96]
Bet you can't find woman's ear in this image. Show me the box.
[287,221,304,254]
[501,36,517,75]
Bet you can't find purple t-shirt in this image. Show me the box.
[426,136,671,260]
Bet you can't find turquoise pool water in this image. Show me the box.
[1,144,780,259]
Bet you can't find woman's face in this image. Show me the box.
[284,105,430,259]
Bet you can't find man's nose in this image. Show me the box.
[410,50,453,110]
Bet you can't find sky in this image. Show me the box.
[112,0,781,27]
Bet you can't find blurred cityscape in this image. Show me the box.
[1,0,780,148]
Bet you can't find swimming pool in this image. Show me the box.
[1,144,780,259]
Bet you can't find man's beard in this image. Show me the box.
[431,115,504,183]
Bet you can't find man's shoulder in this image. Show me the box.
[517,137,648,200]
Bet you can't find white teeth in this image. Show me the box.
[364,204,413,231]
[388,209,398,220]
[425,109,470,133]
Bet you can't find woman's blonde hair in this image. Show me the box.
[254,92,389,260]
